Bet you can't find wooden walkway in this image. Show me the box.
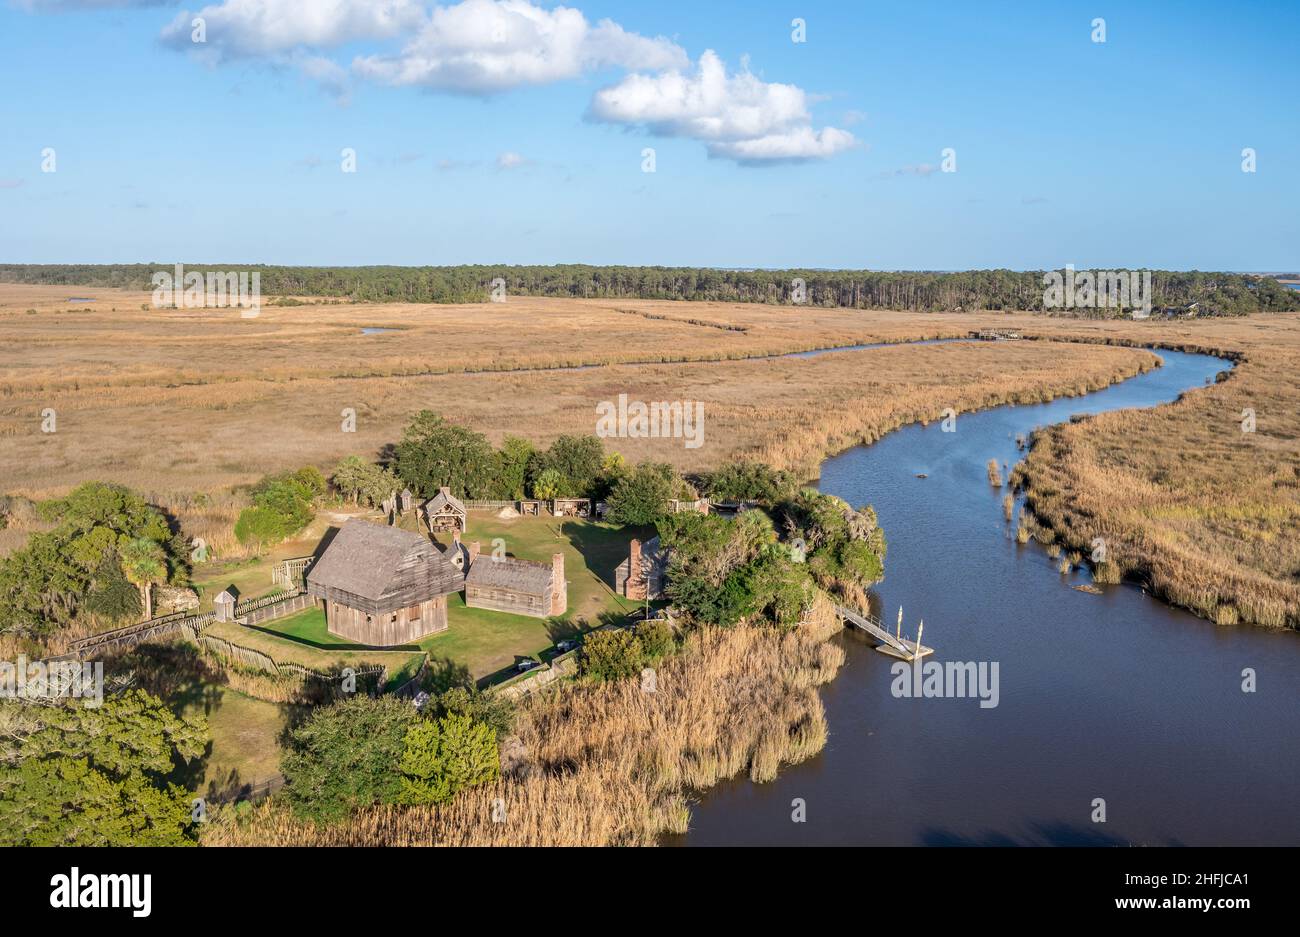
[835,605,933,661]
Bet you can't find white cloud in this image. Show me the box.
[353,0,686,93]
[159,0,424,58]
[496,151,527,169]
[587,50,855,163]
[710,127,858,164]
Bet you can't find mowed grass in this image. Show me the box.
[183,685,293,795]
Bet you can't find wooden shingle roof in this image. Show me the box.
[466,556,553,596]
[306,520,462,614]
[425,487,467,515]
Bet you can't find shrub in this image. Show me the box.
[398,714,500,806]
[704,460,796,504]
[580,629,645,681]
[634,620,675,661]
[234,468,320,548]
[281,696,417,823]
[435,686,515,739]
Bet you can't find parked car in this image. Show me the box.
[555,639,577,653]
[516,659,540,673]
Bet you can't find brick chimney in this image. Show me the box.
[627,539,645,600]
[550,552,567,616]
[468,540,480,564]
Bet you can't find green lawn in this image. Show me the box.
[183,686,295,799]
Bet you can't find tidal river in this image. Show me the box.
[678,348,1300,846]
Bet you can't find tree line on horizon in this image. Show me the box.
[2,263,1296,316]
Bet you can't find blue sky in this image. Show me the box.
[1,0,1296,269]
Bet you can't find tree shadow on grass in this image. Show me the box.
[557,520,654,591]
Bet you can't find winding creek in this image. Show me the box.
[675,347,1300,846]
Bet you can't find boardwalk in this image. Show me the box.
[835,605,933,660]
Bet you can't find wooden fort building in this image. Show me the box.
[306,520,463,645]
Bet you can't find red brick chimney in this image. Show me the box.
[627,539,645,600]
[550,552,567,616]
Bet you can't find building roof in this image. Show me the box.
[466,556,554,596]
[425,487,467,516]
[306,520,463,612]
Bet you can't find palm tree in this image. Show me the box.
[120,537,166,621]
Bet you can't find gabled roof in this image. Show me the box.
[306,520,462,611]
[425,487,467,516]
[466,556,554,596]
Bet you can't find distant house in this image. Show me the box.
[306,520,463,646]
[614,536,667,601]
[424,486,467,532]
[466,552,567,619]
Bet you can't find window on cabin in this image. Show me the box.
[407,604,420,622]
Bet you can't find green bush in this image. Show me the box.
[234,468,321,548]
[580,629,646,681]
[281,696,417,823]
[633,619,675,661]
[398,714,500,805]
[704,460,797,504]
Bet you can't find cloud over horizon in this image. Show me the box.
[587,50,855,164]
[23,0,857,164]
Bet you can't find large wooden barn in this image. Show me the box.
[465,552,566,619]
[306,520,463,645]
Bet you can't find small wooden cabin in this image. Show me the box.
[306,520,463,645]
[516,499,541,517]
[466,552,566,619]
[424,486,468,532]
